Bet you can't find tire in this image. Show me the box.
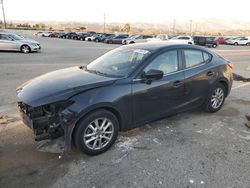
[20,45,31,53]
[234,42,238,46]
[203,83,226,113]
[95,38,99,42]
[246,42,250,46]
[74,109,119,155]
[212,44,217,48]
[88,38,91,41]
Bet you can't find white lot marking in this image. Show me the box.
[216,50,250,52]
[207,121,225,134]
[196,130,203,134]
[241,130,250,134]
[116,137,138,151]
[201,181,205,184]
[238,134,250,141]
[232,82,250,90]
[189,179,194,184]
[153,138,162,145]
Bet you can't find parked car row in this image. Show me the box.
[225,37,250,46]
[34,31,250,47]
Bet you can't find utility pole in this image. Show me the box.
[1,0,7,29]
[189,20,193,36]
[173,19,176,35]
[103,13,106,34]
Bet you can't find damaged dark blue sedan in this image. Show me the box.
[17,43,233,155]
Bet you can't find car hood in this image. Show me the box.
[20,38,39,44]
[17,66,117,107]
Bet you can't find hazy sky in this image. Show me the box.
[2,0,250,23]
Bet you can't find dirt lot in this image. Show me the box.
[1,35,250,188]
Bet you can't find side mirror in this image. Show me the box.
[142,69,164,84]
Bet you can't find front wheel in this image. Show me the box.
[21,45,31,53]
[234,42,238,46]
[203,83,226,113]
[74,109,119,155]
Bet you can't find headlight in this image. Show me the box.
[43,100,74,115]
[29,43,40,46]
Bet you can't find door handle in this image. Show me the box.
[173,80,182,88]
[207,71,214,77]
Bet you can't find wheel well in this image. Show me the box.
[72,107,123,142]
[20,44,31,51]
[218,80,228,97]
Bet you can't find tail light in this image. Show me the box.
[227,62,234,69]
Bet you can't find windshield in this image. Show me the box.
[9,34,24,40]
[86,48,151,78]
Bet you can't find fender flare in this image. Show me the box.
[63,103,125,152]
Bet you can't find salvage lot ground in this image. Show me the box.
[0,35,250,188]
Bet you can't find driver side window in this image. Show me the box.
[0,34,11,41]
[144,50,178,74]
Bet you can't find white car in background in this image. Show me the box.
[85,34,102,42]
[123,35,153,44]
[226,37,250,46]
[147,34,168,42]
[42,32,53,37]
[0,32,41,53]
[169,36,194,44]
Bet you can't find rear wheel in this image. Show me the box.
[203,83,226,113]
[212,44,217,48]
[234,42,238,46]
[21,45,31,53]
[74,109,119,155]
[246,42,250,46]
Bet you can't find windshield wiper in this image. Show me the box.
[86,69,110,77]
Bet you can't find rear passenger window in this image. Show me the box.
[184,50,210,68]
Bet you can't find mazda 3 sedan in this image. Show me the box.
[0,32,41,53]
[16,43,233,155]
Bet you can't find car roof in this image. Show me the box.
[0,32,10,34]
[119,42,211,53]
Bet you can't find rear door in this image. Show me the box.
[182,49,217,107]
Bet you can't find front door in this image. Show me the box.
[132,50,186,125]
[0,34,18,51]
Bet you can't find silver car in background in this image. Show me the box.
[0,32,41,53]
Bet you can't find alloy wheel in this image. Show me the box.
[83,118,114,150]
[211,88,224,109]
[21,45,30,53]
